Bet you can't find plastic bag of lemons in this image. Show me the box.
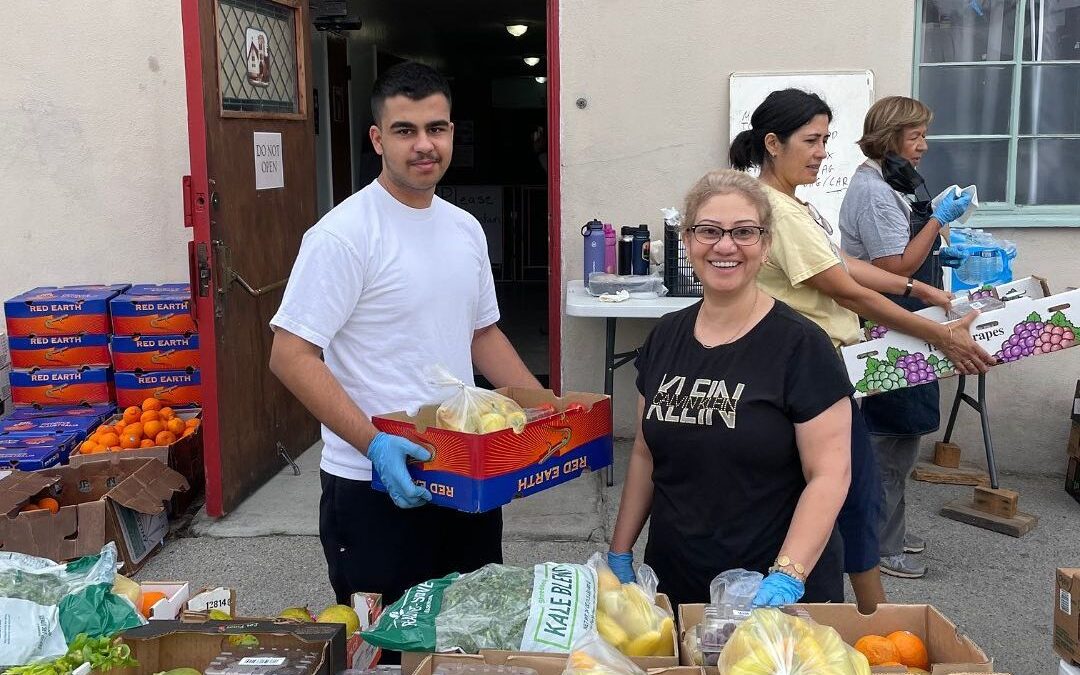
[718,608,871,675]
[564,632,647,675]
[429,364,527,434]
[589,553,675,658]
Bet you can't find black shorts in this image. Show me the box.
[318,469,503,611]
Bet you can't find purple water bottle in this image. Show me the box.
[603,223,617,274]
[582,219,605,282]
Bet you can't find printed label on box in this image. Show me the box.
[1063,589,1073,616]
[10,334,112,368]
[115,504,168,565]
[10,367,115,407]
[110,293,195,335]
[111,334,200,372]
[5,287,126,337]
[115,370,201,408]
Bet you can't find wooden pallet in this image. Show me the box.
[940,497,1038,537]
[912,460,991,486]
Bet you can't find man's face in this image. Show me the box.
[370,94,453,197]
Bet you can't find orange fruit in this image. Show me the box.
[140,439,155,448]
[98,432,120,448]
[121,432,142,449]
[142,398,163,412]
[854,635,901,666]
[182,427,196,437]
[139,591,167,618]
[159,407,175,420]
[186,418,201,428]
[113,423,127,436]
[95,425,113,436]
[122,406,141,424]
[886,631,929,670]
[143,420,165,439]
[166,418,186,435]
[36,497,60,514]
[79,440,99,454]
[125,422,144,439]
[155,431,177,446]
[140,409,160,423]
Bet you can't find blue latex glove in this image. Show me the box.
[751,572,805,608]
[367,432,432,509]
[939,245,965,268]
[607,551,636,584]
[932,190,972,225]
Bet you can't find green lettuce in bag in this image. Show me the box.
[361,562,596,654]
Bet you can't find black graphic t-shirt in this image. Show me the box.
[635,299,854,606]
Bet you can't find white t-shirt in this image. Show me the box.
[270,180,499,480]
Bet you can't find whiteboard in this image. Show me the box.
[436,185,503,263]
[729,71,874,244]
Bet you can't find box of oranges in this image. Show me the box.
[67,398,204,513]
[111,334,200,372]
[110,286,196,335]
[4,285,129,337]
[115,369,201,409]
[9,366,115,407]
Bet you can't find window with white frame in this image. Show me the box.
[916,0,1080,214]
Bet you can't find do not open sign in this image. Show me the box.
[253,131,284,190]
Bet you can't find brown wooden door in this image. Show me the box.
[181,0,319,516]
[326,33,353,205]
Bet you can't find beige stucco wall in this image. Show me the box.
[558,0,1077,476]
[0,2,192,320]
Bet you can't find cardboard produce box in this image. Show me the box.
[4,284,129,337]
[411,652,703,675]
[0,431,82,469]
[844,277,1078,397]
[678,603,991,674]
[110,287,196,335]
[7,403,115,424]
[1,361,10,403]
[139,581,191,620]
[115,369,202,408]
[373,389,613,512]
[9,334,112,368]
[1056,568,1080,666]
[1,413,98,439]
[10,366,115,407]
[114,619,346,675]
[183,586,239,617]
[399,594,678,674]
[1073,380,1080,423]
[111,333,200,372]
[0,457,188,572]
[0,331,9,368]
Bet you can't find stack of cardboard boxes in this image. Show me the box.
[1,284,128,469]
[110,284,202,409]
[0,328,9,415]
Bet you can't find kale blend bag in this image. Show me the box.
[361,563,597,654]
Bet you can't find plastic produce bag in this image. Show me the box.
[588,554,674,657]
[709,568,762,608]
[564,633,646,675]
[428,365,527,434]
[361,562,597,654]
[718,608,870,675]
[0,542,145,666]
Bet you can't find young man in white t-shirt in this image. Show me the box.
[269,62,540,633]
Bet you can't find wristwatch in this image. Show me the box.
[902,277,915,298]
[769,555,807,582]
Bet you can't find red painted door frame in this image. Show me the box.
[546,0,562,395]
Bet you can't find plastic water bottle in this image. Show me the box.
[603,223,617,274]
[582,219,605,281]
[631,225,651,275]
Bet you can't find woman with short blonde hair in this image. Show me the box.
[857,96,934,161]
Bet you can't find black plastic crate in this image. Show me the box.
[663,224,702,297]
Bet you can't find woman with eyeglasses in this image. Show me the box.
[606,169,854,610]
[728,88,995,613]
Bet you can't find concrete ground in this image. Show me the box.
[137,440,1079,675]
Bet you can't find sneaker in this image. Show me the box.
[880,554,927,579]
[903,533,926,554]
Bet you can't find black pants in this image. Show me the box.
[319,470,503,656]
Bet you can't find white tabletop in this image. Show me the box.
[565,280,699,318]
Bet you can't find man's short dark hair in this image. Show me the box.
[370,62,452,124]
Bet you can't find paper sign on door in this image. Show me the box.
[253,132,284,190]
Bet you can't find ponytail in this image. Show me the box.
[729,129,761,171]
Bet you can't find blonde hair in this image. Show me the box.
[681,169,773,240]
[858,96,933,160]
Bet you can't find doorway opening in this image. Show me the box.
[309,0,551,388]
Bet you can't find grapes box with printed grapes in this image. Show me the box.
[842,276,1079,397]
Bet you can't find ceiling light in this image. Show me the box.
[535,76,547,84]
[505,24,528,37]
[523,57,540,67]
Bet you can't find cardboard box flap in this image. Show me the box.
[0,471,60,514]
[106,458,189,514]
[0,499,106,562]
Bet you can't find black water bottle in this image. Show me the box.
[631,225,651,275]
[618,226,634,275]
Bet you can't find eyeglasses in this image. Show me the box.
[688,224,766,247]
[806,202,834,236]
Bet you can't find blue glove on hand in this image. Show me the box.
[939,245,965,268]
[607,551,636,584]
[932,190,972,225]
[751,572,805,608]
[368,432,432,509]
